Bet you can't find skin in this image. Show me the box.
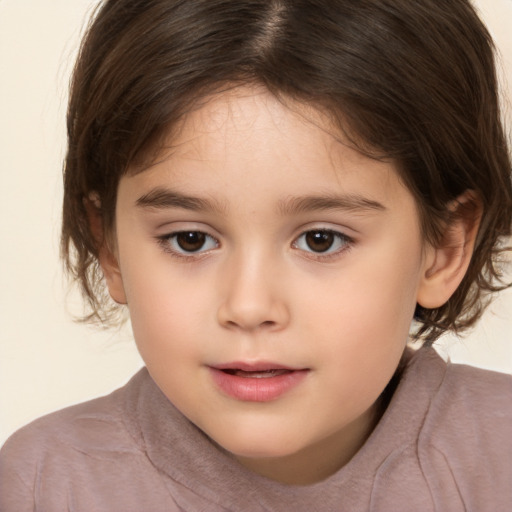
[100,86,476,485]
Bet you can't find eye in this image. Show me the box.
[293,229,350,255]
[161,231,218,255]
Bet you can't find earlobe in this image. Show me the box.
[417,191,482,309]
[84,192,127,305]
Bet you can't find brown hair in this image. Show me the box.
[62,0,512,344]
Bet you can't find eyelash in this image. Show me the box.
[157,231,220,259]
[157,229,353,261]
[292,229,353,261]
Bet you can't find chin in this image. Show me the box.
[213,427,303,459]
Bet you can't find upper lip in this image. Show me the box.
[211,362,305,372]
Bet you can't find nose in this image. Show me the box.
[216,252,290,332]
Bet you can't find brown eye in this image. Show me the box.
[175,231,207,252]
[304,230,335,252]
[160,230,218,256]
[176,231,206,252]
[294,229,350,256]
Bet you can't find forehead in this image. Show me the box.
[122,85,415,216]
[169,87,357,164]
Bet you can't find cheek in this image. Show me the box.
[302,253,420,334]
[299,242,422,375]
[120,258,214,364]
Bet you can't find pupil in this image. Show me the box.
[306,231,334,252]
[176,232,205,252]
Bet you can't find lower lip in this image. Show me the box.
[208,368,309,402]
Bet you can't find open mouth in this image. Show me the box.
[220,369,293,378]
[209,364,309,401]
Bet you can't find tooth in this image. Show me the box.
[233,369,290,378]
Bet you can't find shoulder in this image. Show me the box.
[0,371,147,511]
[1,377,140,461]
[415,350,512,509]
[367,349,512,510]
[402,347,512,424]
[423,352,512,444]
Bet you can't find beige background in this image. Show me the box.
[1,0,511,446]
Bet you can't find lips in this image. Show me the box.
[222,368,292,378]
[209,362,309,402]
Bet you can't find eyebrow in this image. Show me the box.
[136,187,226,213]
[277,194,386,215]
[136,187,386,216]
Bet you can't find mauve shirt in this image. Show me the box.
[1,348,511,511]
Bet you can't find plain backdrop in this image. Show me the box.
[1,0,512,446]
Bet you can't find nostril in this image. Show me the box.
[217,294,290,331]
[224,319,276,330]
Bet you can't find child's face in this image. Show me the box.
[110,86,434,483]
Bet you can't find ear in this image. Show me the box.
[98,247,127,305]
[417,191,482,309]
[84,192,127,305]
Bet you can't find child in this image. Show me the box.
[1,0,511,509]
